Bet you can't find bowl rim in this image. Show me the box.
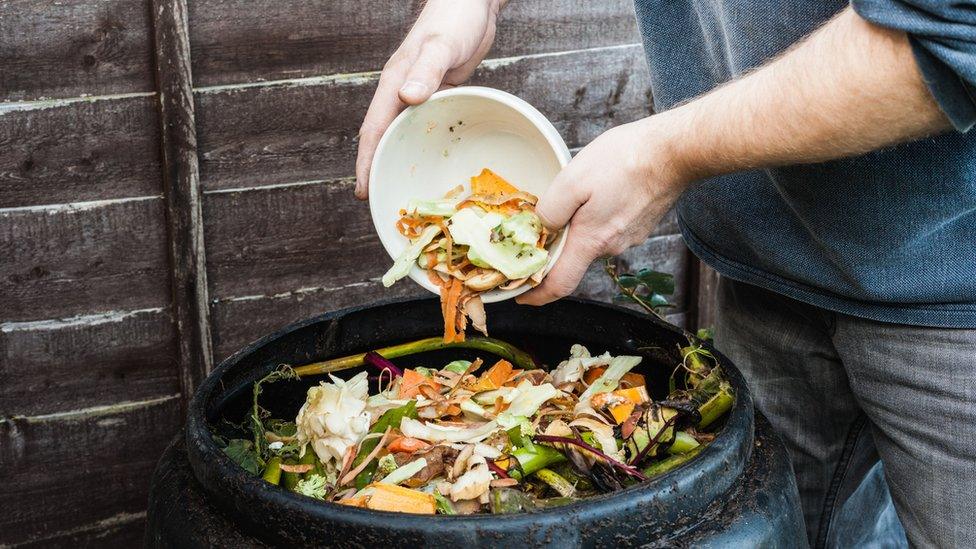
[185,297,755,534]
[367,85,572,303]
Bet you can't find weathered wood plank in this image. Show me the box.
[151,0,214,403]
[0,396,181,547]
[203,178,378,300]
[187,0,639,87]
[211,278,426,361]
[195,45,652,191]
[696,262,721,330]
[0,198,171,322]
[0,308,179,416]
[0,96,162,208]
[17,513,146,549]
[209,232,687,362]
[0,0,155,101]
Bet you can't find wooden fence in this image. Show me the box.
[0,1,712,544]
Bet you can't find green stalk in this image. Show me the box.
[643,445,703,478]
[281,458,299,490]
[698,385,734,428]
[294,336,537,377]
[510,445,567,480]
[262,456,282,485]
[534,468,576,498]
[284,450,318,489]
[667,430,701,455]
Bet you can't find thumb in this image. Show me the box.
[399,39,454,105]
[516,221,601,306]
[534,168,588,231]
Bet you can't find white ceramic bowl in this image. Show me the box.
[369,86,571,302]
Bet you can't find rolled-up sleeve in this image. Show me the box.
[852,0,976,132]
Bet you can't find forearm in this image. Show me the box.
[652,7,951,184]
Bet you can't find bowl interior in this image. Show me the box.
[369,87,570,302]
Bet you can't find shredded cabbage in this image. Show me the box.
[380,457,427,485]
[495,211,543,246]
[576,355,642,412]
[406,198,458,217]
[400,417,500,443]
[295,371,371,464]
[448,208,548,280]
[496,381,561,429]
[382,224,442,287]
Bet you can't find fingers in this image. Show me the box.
[398,39,454,105]
[355,67,408,199]
[516,222,602,306]
[355,39,456,200]
[534,169,588,230]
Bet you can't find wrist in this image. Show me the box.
[632,111,698,197]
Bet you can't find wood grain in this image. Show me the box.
[696,262,721,330]
[195,45,652,191]
[0,96,162,208]
[0,396,181,546]
[203,178,383,300]
[187,0,639,87]
[151,0,215,402]
[0,0,155,101]
[0,308,179,416]
[208,232,687,362]
[0,198,171,322]
[211,278,427,361]
[17,515,147,549]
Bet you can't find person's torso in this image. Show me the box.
[634,0,976,326]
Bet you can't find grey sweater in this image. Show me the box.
[634,0,976,327]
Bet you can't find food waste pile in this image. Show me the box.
[218,338,733,515]
[381,168,557,343]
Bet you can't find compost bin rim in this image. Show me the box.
[185,296,754,532]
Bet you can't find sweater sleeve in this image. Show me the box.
[851,0,976,132]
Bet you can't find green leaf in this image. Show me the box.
[612,293,637,304]
[616,274,640,289]
[222,439,264,476]
[695,328,714,341]
[434,493,457,514]
[265,419,297,438]
[353,400,419,489]
[645,293,672,309]
[636,269,675,295]
[443,360,472,374]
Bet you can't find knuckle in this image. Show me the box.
[591,231,615,253]
[548,281,573,300]
[606,241,628,256]
[382,51,408,73]
[420,33,449,52]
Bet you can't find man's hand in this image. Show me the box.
[516,119,690,305]
[355,0,505,199]
[518,7,949,305]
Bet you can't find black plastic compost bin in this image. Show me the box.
[146,297,804,547]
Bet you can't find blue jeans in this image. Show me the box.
[714,277,976,548]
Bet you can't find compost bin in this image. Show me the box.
[147,297,803,547]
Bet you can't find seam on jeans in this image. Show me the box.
[816,414,869,549]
